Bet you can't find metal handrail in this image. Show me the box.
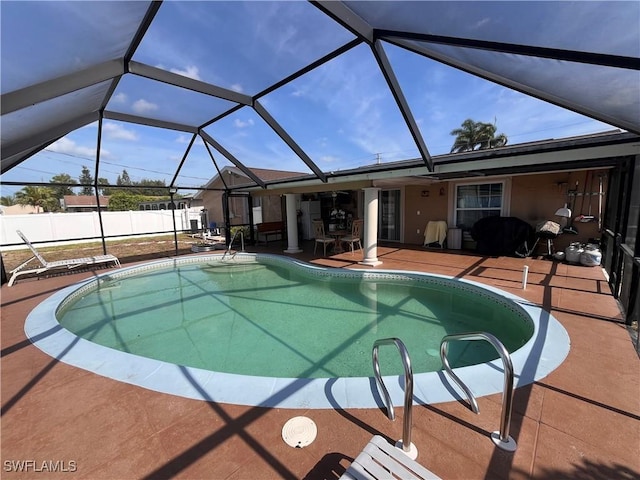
[372,338,416,457]
[222,230,244,260]
[440,332,517,452]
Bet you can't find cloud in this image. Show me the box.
[230,83,244,93]
[234,118,254,128]
[170,65,201,80]
[102,122,139,141]
[132,99,158,114]
[291,87,306,98]
[319,155,340,164]
[47,137,111,159]
[112,92,128,104]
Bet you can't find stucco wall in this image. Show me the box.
[404,182,450,246]
[401,170,607,252]
[200,174,284,228]
[510,170,605,251]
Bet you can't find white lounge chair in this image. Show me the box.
[8,230,121,287]
[340,435,440,480]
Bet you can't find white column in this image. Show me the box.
[283,193,302,253]
[360,187,382,266]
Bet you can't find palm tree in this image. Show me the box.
[50,173,77,200]
[15,186,59,212]
[1,194,16,206]
[450,119,507,153]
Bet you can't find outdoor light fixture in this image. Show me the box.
[169,187,178,195]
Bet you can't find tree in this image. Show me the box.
[1,194,16,206]
[79,165,94,195]
[107,191,145,211]
[133,178,167,196]
[15,186,59,212]
[97,178,111,196]
[49,173,77,199]
[116,169,131,186]
[450,119,508,153]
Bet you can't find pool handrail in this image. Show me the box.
[223,230,244,260]
[439,331,517,452]
[372,337,416,458]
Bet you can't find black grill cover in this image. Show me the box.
[470,216,535,256]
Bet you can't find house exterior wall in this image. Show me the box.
[200,173,284,228]
[200,169,608,253]
[259,196,283,223]
[200,177,225,228]
[401,170,607,251]
[509,170,604,251]
[404,181,450,245]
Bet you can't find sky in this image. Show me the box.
[1,0,633,198]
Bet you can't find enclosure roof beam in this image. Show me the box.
[199,130,266,188]
[104,111,198,133]
[311,1,374,43]
[1,60,125,115]
[377,30,640,70]
[129,61,253,105]
[387,37,640,136]
[1,112,99,164]
[253,100,327,183]
[372,40,433,170]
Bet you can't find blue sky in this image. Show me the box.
[1,1,627,197]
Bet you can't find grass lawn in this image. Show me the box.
[1,234,199,274]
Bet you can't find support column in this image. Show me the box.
[360,187,382,266]
[284,193,302,254]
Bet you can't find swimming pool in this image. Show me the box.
[25,254,570,409]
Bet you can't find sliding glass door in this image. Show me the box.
[379,189,401,241]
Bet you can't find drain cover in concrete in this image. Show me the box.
[282,416,317,448]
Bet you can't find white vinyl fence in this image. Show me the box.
[0,208,205,250]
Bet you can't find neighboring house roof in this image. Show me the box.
[63,196,110,208]
[243,167,307,182]
[194,167,307,198]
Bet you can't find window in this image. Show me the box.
[454,182,504,231]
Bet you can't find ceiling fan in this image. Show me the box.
[331,191,349,197]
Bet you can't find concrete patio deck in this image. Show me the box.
[1,243,638,479]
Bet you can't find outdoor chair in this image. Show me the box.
[312,220,335,256]
[341,219,363,253]
[340,435,440,479]
[423,220,448,248]
[8,230,121,286]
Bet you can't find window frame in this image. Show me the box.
[449,178,511,230]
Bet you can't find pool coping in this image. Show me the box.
[24,253,570,410]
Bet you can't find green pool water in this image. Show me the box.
[57,261,533,378]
